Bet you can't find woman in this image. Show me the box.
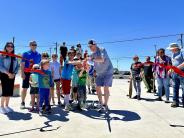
[130,56,143,100]
[0,42,19,114]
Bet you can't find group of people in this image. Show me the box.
[130,43,184,108]
[0,40,114,116]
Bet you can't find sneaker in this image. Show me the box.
[132,95,137,99]
[165,100,170,103]
[156,97,162,101]
[171,102,179,108]
[20,102,25,109]
[137,95,141,100]
[58,101,62,106]
[5,106,14,113]
[64,104,72,111]
[98,106,106,113]
[29,108,34,112]
[72,100,78,105]
[39,110,44,116]
[0,107,7,114]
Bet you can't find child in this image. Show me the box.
[61,51,81,111]
[38,59,53,116]
[29,64,40,112]
[77,65,87,110]
[50,54,62,106]
[71,64,79,104]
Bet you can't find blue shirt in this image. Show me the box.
[91,47,113,75]
[72,68,79,86]
[22,50,41,68]
[38,70,53,89]
[172,51,184,70]
[61,59,74,80]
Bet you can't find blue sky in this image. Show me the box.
[0,0,184,70]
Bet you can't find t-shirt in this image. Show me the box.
[38,70,53,89]
[61,59,74,80]
[30,73,39,87]
[78,70,87,86]
[21,50,41,68]
[143,61,154,77]
[130,62,143,77]
[50,61,61,80]
[154,55,172,78]
[60,46,68,58]
[91,47,113,75]
[72,68,79,87]
[172,51,184,70]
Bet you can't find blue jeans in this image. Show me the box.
[133,80,141,96]
[157,77,170,100]
[172,73,184,105]
[39,88,50,108]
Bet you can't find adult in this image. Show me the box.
[20,41,41,109]
[60,42,68,66]
[154,48,171,102]
[167,43,184,107]
[0,42,19,114]
[143,56,156,93]
[130,56,143,100]
[88,40,113,111]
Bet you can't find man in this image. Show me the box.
[154,48,171,103]
[60,42,68,66]
[20,41,41,109]
[88,40,113,112]
[130,56,143,100]
[167,43,184,108]
[143,56,155,93]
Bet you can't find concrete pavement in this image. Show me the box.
[0,78,184,138]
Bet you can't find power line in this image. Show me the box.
[66,33,183,47]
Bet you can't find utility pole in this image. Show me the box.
[49,47,52,58]
[180,34,183,49]
[117,59,119,70]
[12,37,15,44]
[55,42,58,55]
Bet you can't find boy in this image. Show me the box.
[77,65,87,110]
[38,59,53,116]
[29,64,39,112]
[61,51,81,111]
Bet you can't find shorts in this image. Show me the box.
[96,74,113,87]
[78,85,87,102]
[61,78,71,95]
[30,87,39,95]
[54,79,61,83]
[51,79,61,88]
[22,72,31,88]
[72,86,78,93]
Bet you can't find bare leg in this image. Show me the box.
[31,95,35,109]
[5,97,10,107]
[21,88,27,103]
[56,82,61,102]
[96,86,103,104]
[1,97,5,107]
[104,87,110,106]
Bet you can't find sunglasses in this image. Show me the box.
[31,44,37,47]
[7,45,14,48]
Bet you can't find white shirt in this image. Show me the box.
[50,61,61,80]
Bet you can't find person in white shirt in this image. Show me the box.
[50,54,62,106]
